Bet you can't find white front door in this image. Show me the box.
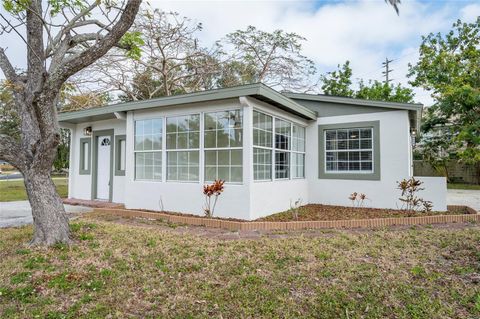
[96,136,111,200]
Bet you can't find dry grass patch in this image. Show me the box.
[0,217,479,318]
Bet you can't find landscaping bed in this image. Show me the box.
[258,204,476,222]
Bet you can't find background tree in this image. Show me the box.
[319,60,415,103]
[0,0,141,245]
[319,61,354,97]
[356,80,414,103]
[84,8,220,102]
[0,80,19,139]
[408,18,480,167]
[221,26,317,91]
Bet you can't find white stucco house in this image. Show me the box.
[59,83,447,220]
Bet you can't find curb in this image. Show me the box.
[92,206,479,231]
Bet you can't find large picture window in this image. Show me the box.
[324,128,373,172]
[134,119,162,180]
[166,114,200,181]
[253,111,273,180]
[204,110,243,183]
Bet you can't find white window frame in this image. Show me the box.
[253,109,306,182]
[203,109,243,184]
[253,110,273,181]
[166,113,201,182]
[324,127,374,174]
[291,125,306,179]
[134,118,163,181]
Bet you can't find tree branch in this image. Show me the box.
[49,0,142,87]
[0,48,17,81]
[0,134,26,170]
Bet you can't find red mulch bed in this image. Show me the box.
[257,204,474,222]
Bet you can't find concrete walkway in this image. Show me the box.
[447,189,480,212]
[0,201,92,228]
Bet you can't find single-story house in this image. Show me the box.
[59,83,446,220]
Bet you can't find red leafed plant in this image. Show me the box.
[203,179,225,217]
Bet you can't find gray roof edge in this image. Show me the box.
[58,84,262,121]
[58,83,317,122]
[257,84,317,119]
[284,92,423,111]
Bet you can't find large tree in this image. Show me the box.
[408,18,480,165]
[82,8,220,101]
[0,0,141,245]
[221,26,317,92]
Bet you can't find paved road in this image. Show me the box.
[0,201,92,228]
[0,173,23,180]
[447,189,480,212]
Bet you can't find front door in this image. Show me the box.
[96,135,111,200]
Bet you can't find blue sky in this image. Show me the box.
[1,0,479,106]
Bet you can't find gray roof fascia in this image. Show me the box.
[58,83,317,123]
[284,92,423,112]
[285,92,423,131]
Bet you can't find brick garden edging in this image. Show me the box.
[93,206,479,231]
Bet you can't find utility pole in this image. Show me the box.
[382,58,394,84]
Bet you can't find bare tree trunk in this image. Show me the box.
[24,170,70,245]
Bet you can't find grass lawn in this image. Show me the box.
[0,216,479,318]
[0,178,68,202]
[448,183,480,190]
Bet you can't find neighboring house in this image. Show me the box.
[59,83,446,220]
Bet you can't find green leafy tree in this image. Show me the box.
[320,61,354,97]
[408,18,480,165]
[320,61,415,103]
[356,80,414,103]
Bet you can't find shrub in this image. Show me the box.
[397,177,432,213]
[203,179,225,217]
[348,192,368,207]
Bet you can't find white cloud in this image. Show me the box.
[460,3,480,22]
[1,0,477,106]
[149,0,468,105]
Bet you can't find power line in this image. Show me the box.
[382,57,394,84]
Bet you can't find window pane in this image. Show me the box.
[119,140,126,171]
[166,150,199,181]
[292,153,305,178]
[204,150,242,183]
[275,151,290,179]
[135,152,161,180]
[135,119,162,151]
[275,119,291,150]
[292,125,305,152]
[253,111,273,148]
[253,148,272,180]
[324,126,374,173]
[83,142,89,171]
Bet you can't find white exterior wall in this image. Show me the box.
[121,96,309,220]
[123,99,251,219]
[68,119,127,203]
[414,176,447,211]
[306,110,447,211]
[66,99,447,219]
[246,98,309,219]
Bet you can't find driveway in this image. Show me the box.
[447,189,480,212]
[0,201,92,228]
